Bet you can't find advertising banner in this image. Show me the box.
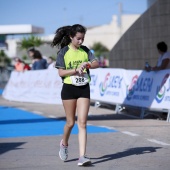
[90,69,170,109]
[3,68,170,110]
[2,69,63,104]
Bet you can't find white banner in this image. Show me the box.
[2,70,63,104]
[2,68,170,110]
[90,68,170,110]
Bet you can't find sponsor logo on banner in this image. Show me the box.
[126,75,138,100]
[126,75,153,101]
[164,77,170,102]
[90,74,98,93]
[90,74,98,86]
[155,73,169,103]
[99,73,110,96]
[99,73,122,96]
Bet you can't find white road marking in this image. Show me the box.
[17,107,170,146]
[49,115,57,118]
[87,124,116,130]
[122,131,139,136]
[33,111,44,115]
[147,139,170,146]
[19,107,27,111]
[99,125,116,130]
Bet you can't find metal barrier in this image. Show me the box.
[94,101,170,122]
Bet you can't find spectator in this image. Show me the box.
[27,47,35,59]
[14,57,25,72]
[27,47,48,65]
[27,47,36,67]
[47,56,55,69]
[32,50,47,70]
[23,61,31,71]
[145,41,170,71]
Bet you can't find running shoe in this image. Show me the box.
[77,155,91,166]
[59,139,68,161]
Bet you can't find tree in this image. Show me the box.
[90,42,109,57]
[19,35,43,50]
[0,50,11,68]
[18,35,43,62]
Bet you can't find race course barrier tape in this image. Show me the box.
[2,68,170,111]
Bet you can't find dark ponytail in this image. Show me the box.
[51,24,86,49]
[51,26,71,49]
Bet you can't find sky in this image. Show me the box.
[0,0,147,36]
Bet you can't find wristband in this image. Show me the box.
[86,61,91,69]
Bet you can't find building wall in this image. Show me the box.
[109,0,170,69]
[5,39,17,57]
[84,14,140,50]
[147,0,157,8]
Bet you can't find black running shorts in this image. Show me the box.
[61,83,90,100]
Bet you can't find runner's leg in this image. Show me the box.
[77,98,90,156]
[62,99,77,146]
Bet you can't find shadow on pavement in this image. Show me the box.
[88,114,137,121]
[91,147,162,165]
[0,142,26,155]
[62,147,161,167]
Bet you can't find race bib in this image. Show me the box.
[70,73,89,86]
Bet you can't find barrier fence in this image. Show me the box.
[2,68,170,122]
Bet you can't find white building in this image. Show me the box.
[0,24,44,58]
[84,14,140,50]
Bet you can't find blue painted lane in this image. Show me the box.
[0,89,3,95]
[0,106,118,138]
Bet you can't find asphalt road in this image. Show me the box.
[0,96,170,170]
